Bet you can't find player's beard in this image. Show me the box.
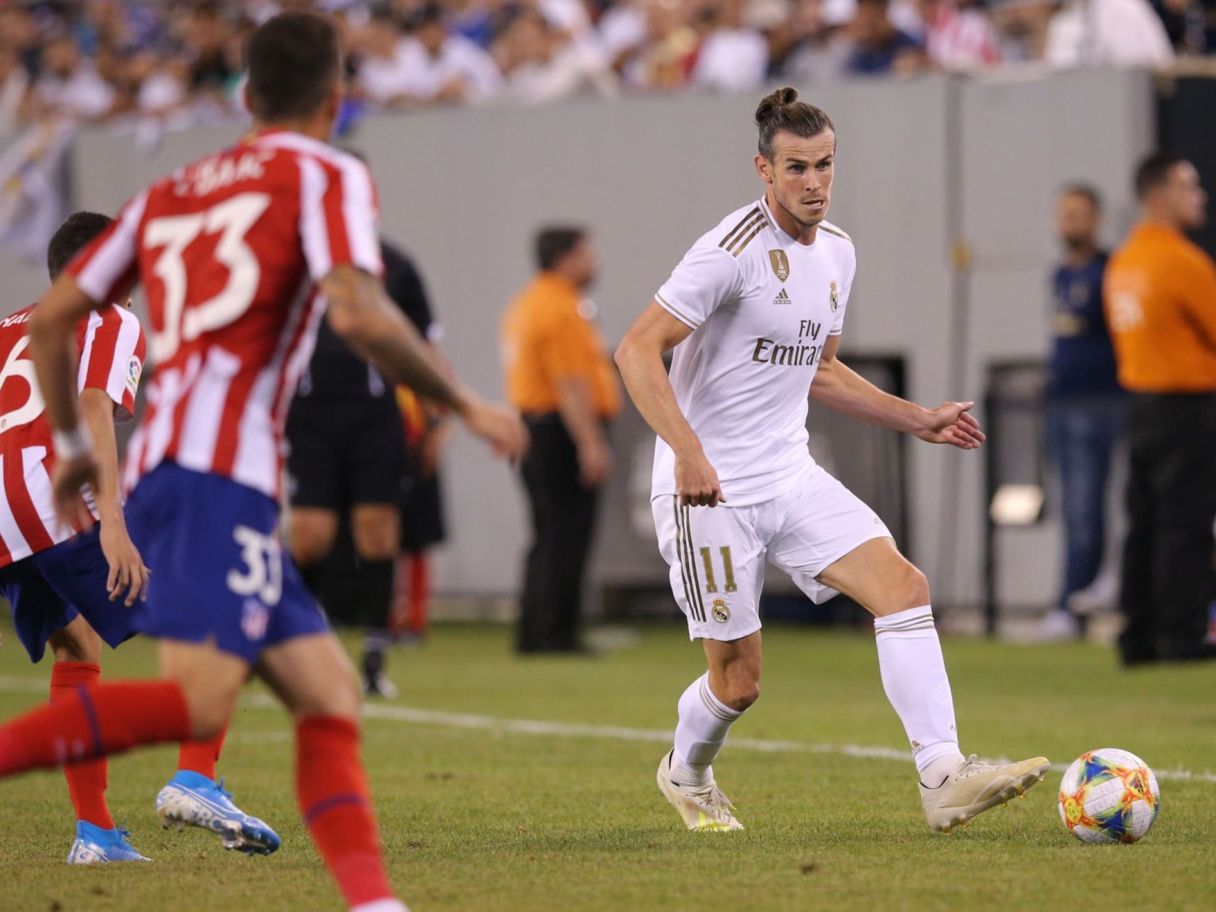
[777,192,826,230]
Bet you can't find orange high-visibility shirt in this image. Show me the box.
[1105,223,1216,393]
[501,273,621,417]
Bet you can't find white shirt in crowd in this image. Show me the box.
[36,64,114,121]
[360,35,503,105]
[1045,0,1174,69]
[693,27,770,93]
[652,196,856,505]
[506,43,618,105]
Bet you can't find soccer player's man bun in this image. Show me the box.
[755,87,801,127]
[755,86,834,161]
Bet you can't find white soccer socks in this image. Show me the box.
[873,605,964,783]
[672,673,743,786]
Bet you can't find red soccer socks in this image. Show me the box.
[296,716,395,908]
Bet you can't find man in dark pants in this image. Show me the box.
[287,238,437,694]
[1038,185,1124,640]
[502,228,621,653]
[1105,152,1216,665]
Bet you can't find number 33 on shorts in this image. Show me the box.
[652,496,764,642]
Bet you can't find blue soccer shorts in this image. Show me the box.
[125,461,328,663]
[0,525,139,663]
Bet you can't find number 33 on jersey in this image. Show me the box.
[66,131,382,501]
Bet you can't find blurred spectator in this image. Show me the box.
[496,8,618,104]
[355,7,416,105]
[988,0,1056,62]
[186,2,239,99]
[1045,0,1175,67]
[0,46,30,134]
[598,0,649,72]
[771,0,848,83]
[502,227,621,655]
[1105,153,1216,665]
[1038,185,1124,642]
[622,0,700,90]
[691,0,770,92]
[33,32,114,121]
[393,2,503,105]
[844,0,927,75]
[1150,0,1209,55]
[917,0,1001,70]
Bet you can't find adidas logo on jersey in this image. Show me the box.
[772,288,792,306]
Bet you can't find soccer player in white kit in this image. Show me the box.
[615,87,1049,833]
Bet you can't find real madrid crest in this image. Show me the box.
[830,281,839,312]
[768,250,790,282]
[711,599,731,623]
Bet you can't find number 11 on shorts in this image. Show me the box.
[699,546,738,593]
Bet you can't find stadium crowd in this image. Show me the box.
[0,0,1213,131]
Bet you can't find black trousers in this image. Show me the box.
[1118,393,1216,661]
[517,414,601,652]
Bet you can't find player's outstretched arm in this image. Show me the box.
[810,334,985,450]
[79,388,149,605]
[615,301,726,506]
[29,274,108,525]
[321,265,526,461]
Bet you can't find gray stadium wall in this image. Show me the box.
[0,68,1154,611]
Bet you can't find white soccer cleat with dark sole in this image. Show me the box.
[921,754,1050,833]
[656,749,744,832]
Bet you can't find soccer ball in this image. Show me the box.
[1058,748,1160,844]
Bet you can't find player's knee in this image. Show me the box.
[291,668,363,722]
[720,676,760,712]
[290,525,332,566]
[49,624,101,664]
[352,514,399,561]
[901,563,931,609]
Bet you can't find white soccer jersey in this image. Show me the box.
[652,196,856,505]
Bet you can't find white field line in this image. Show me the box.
[3,674,1215,785]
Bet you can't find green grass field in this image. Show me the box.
[1,619,1213,911]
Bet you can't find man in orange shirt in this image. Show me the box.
[1105,152,1216,665]
[502,227,622,653]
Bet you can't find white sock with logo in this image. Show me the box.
[873,605,964,784]
[671,673,743,787]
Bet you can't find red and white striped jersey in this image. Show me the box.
[0,302,144,568]
[68,129,382,500]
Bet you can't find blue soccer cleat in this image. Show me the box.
[66,821,151,864]
[156,770,281,855]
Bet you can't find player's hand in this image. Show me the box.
[675,447,726,507]
[577,439,613,488]
[99,520,150,606]
[51,453,100,529]
[914,401,986,450]
[462,397,529,462]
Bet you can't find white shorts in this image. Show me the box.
[651,464,892,641]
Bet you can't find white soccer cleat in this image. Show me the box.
[921,754,1050,833]
[656,749,744,832]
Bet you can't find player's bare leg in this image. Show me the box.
[658,633,761,831]
[259,632,407,912]
[154,642,280,854]
[351,504,402,699]
[818,538,1049,832]
[46,617,148,863]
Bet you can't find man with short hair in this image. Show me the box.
[1038,184,1124,640]
[503,227,621,653]
[0,211,277,863]
[0,12,525,912]
[1105,152,1216,665]
[615,86,1048,834]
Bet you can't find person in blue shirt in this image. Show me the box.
[845,0,926,76]
[1040,184,1125,639]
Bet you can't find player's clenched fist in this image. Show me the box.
[675,448,726,507]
